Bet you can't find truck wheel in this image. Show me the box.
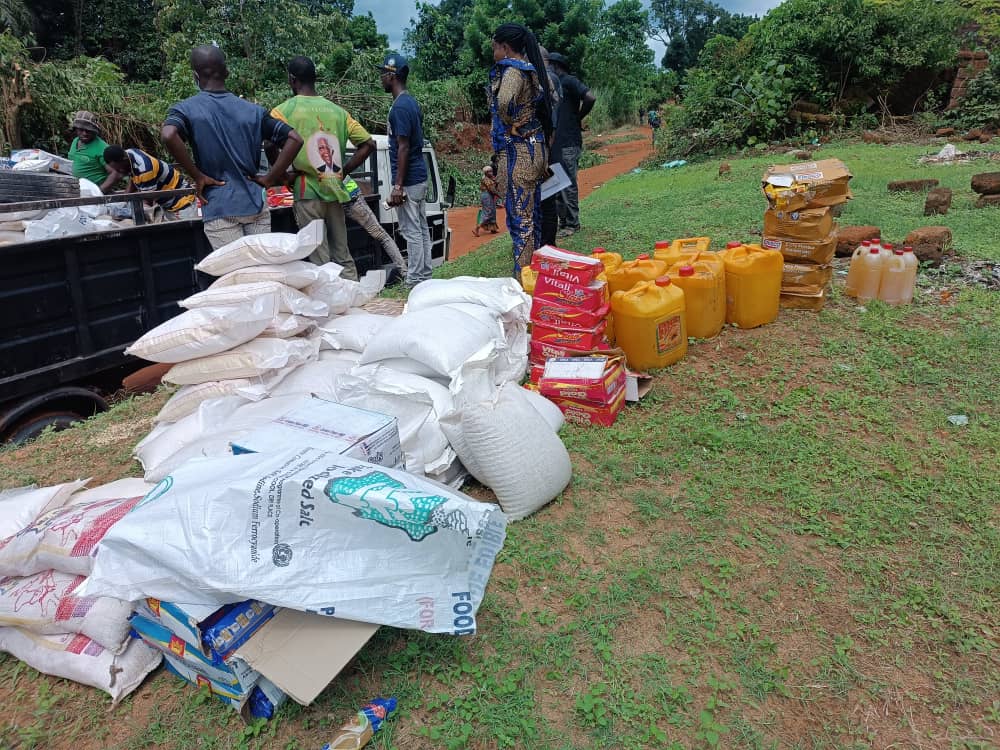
[4,411,84,445]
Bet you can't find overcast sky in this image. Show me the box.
[354,0,785,59]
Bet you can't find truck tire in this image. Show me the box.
[4,411,84,445]
[0,172,80,204]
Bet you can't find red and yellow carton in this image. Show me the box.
[529,363,545,384]
[532,245,604,286]
[531,320,609,350]
[533,273,608,312]
[530,298,610,330]
[539,356,626,404]
[553,383,626,427]
[529,338,611,366]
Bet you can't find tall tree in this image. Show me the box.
[0,0,33,40]
[404,0,475,79]
[585,0,656,121]
[649,0,752,73]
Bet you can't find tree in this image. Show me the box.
[649,0,753,73]
[404,0,475,80]
[0,0,32,40]
[585,0,656,121]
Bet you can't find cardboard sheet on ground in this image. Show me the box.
[83,447,507,634]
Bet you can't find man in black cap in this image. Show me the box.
[547,52,596,239]
[378,52,433,287]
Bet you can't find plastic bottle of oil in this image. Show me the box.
[591,247,623,274]
[718,242,783,328]
[878,248,910,305]
[901,245,918,304]
[844,240,872,298]
[880,241,894,263]
[606,253,669,297]
[668,260,725,339]
[611,276,687,370]
[854,245,884,303]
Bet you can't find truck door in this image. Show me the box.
[421,147,449,266]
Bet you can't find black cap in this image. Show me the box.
[547,52,569,69]
[376,53,409,75]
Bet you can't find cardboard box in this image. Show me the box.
[531,245,603,286]
[141,598,275,666]
[532,273,608,312]
[762,159,852,210]
[230,396,403,470]
[780,288,826,310]
[161,651,288,721]
[530,298,610,330]
[762,233,836,265]
[530,320,609,350]
[763,207,833,241]
[625,370,653,402]
[529,338,611,366]
[539,356,626,404]
[552,383,626,427]
[782,262,833,290]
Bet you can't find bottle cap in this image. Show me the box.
[903,245,913,252]
[870,247,880,254]
[678,265,695,277]
[637,253,650,260]
[654,241,670,249]
[884,242,894,250]
[726,241,741,249]
[894,248,904,255]
[655,276,671,286]
[861,240,871,246]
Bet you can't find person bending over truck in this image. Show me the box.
[270,55,380,281]
[67,111,119,194]
[379,53,433,288]
[161,45,303,250]
[103,146,198,220]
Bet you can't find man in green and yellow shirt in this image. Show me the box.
[271,56,375,280]
[66,111,119,193]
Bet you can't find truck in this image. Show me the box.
[0,135,455,443]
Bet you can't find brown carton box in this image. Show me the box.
[782,262,833,291]
[762,159,853,210]
[762,233,836,265]
[780,288,826,311]
[763,207,833,241]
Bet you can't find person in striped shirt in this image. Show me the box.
[103,145,198,219]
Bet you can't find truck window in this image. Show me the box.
[423,152,437,203]
[344,146,379,196]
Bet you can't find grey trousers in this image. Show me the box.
[398,182,433,286]
[556,145,581,230]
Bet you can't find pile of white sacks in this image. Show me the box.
[128,222,571,520]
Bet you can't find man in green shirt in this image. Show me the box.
[271,56,375,281]
[66,111,119,193]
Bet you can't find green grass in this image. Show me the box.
[1,137,998,750]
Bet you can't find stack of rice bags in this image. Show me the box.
[0,480,162,703]
[128,221,385,481]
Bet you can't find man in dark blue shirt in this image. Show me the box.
[379,53,433,287]
[548,52,596,238]
[161,45,303,249]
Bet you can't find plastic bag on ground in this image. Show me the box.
[195,220,323,276]
[359,306,503,381]
[182,281,329,318]
[335,365,456,475]
[125,295,278,364]
[0,570,133,651]
[316,310,393,352]
[440,382,572,521]
[0,480,88,539]
[306,266,385,315]
[406,277,531,323]
[163,337,317,386]
[0,629,161,704]
[0,495,144,578]
[84,447,507,634]
[210,261,322,290]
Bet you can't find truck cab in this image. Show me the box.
[0,139,454,443]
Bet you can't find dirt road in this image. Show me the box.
[448,127,654,259]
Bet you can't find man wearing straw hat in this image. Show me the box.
[67,111,119,193]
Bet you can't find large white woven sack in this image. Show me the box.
[0,495,144,577]
[440,383,571,521]
[316,310,393,352]
[183,281,329,318]
[406,277,531,323]
[124,295,278,364]
[269,360,353,398]
[210,261,322,290]
[0,570,132,651]
[261,313,316,338]
[520,388,565,433]
[306,266,385,314]
[335,365,455,475]
[154,379,271,423]
[68,479,156,507]
[163,337,317,386]
[0,628,160,704]
[195,220,323,276]
[83,447,507,634]
[0,480,87,539]
[359,306,503,380]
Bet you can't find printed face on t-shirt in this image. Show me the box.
[308,132,342,176]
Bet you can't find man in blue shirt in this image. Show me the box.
[378,53,433,287]
[161,45,303,249]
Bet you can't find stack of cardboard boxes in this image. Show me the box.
[760,159,853,310]
[527,246,612,383]
[537,354,627,427]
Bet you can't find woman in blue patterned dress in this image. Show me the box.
[488,23,553,279]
